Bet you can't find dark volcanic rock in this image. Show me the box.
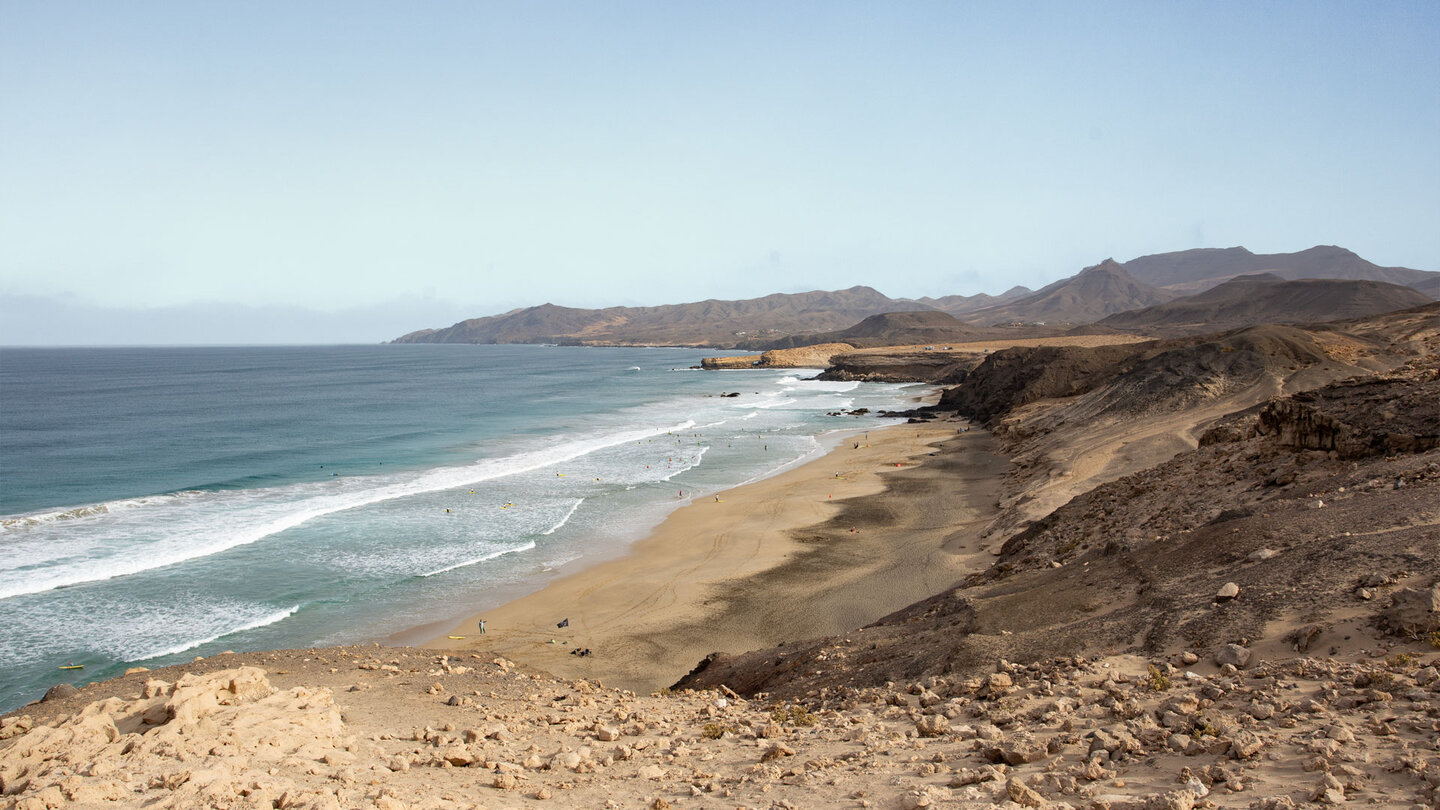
[817,350,985,384]
[677,316,1440,701]
[1256,371,1440,457]
[42,683,79,702]
[936,324,1359,426]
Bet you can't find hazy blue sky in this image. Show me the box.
[2,1,1437,344]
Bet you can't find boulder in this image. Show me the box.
[1214,644,1252,669]
[1380,585,1440,636]
[41,683,79,703]
[915,714,951,738]
[1005,777,1047,808]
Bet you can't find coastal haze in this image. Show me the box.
[2,4,1438,345]
[4,4,1440,810]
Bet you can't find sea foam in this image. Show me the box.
[0,420,698,600]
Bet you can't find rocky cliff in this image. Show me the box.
[817,350,986,384]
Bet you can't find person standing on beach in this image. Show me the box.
[478,619,486,634]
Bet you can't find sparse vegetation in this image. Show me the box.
[701,723,736,739]
[1369,671,1398,692]
[1147,664,1172,691]
[770,703,816,727]
[1386,652,1415,669]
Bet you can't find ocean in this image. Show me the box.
[0,344,925,713]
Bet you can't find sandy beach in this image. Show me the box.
[6,324,1437,809]
[424,418,1009,693]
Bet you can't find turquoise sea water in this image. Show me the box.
[0,345,924,713]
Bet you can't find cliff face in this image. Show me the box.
[675,312,1440,710]
[934,322,1396,427]
[700,343,856,370]
[1256,370,1440,457]
[817,350,985,384]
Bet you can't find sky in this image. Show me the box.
[2,1,1438,345]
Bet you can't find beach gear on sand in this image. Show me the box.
[557,618,569,628]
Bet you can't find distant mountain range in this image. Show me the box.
[1097,274,1435,335]
[952,259,1177,326]
[758,310,1000,350]
[392,245,1437,347]
[393,286,937,347]
[1122,245,1440,295]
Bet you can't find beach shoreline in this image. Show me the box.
[422,415,1008,694]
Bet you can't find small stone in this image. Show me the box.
[492,773,518,790]
[760,742,795,762]
[1289,624,1323,653]
[1216,582,1240,601]
[1006,776,1047,808]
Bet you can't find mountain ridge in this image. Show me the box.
[1096,274,1436,335]
[391,246,1437,346]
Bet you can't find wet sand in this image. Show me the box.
[426,419,1009,693]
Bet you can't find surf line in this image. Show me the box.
[542,499,584,536]
[0,420,698,601]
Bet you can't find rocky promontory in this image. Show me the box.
[701,343,857,370]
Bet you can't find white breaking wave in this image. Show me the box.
[541,499,585,535]
[753,397,798,410]
[0,420,698,601]
[419,541,537,578]
[658,446,709,482]
[0,491,207,532]
[138,604,301,661]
